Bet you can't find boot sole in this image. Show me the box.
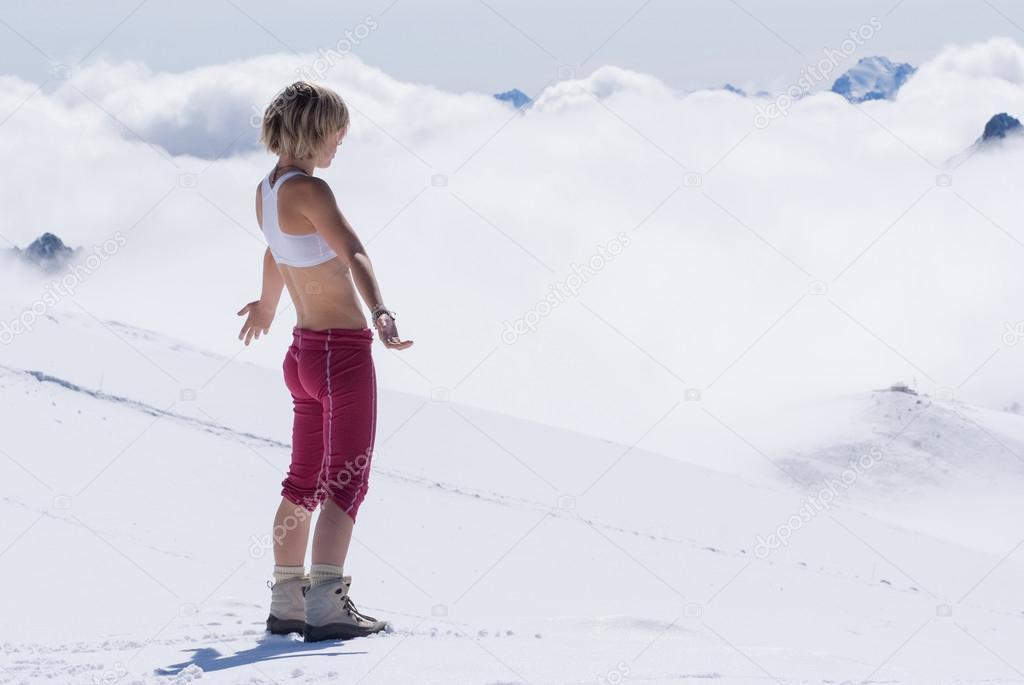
[303,621,388,642]
[266,615,305,636]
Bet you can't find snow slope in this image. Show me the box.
[2,299,1024,684]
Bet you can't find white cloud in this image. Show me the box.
[1,39,1023,454]
[922,36,1024,84]
[530,65,673,112]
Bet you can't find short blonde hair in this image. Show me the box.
[260,81,349,159]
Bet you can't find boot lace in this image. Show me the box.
[335,588,377,623]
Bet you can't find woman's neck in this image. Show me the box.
[275,156,315,176]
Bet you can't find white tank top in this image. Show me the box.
[259,168,338,267]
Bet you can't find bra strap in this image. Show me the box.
[268,169,308,192]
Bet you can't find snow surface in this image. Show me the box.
[2,295,1024,684]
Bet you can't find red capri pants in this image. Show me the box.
[281,325,377,523]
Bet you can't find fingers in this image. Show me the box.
[237,310,271,344]
[240,318,255,345]
[373,322,412,349]
[239,314,254,341]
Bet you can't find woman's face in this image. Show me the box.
[315,125,348,168]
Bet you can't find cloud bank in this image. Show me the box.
[1,39,1023,463]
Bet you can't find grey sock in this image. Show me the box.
[310,563,344,587]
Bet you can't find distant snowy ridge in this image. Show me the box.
[6,232,78,272]
[980,112,1023,142]
[946,112,1024,167]
[831,56,916,103]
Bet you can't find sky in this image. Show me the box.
[2,0,1024,95]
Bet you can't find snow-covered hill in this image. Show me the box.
[3,297,1024,684]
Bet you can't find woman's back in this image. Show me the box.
[260,168,337,267]
[256,168,367,331]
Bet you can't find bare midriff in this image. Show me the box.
[278,259,369,331]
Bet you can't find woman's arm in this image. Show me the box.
[297,178,413,349]
[298,179,387,311]
[259,247,285,310]
[237,248,283,346]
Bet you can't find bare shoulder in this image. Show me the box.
[287,175,337,212]
[290,175,333,196]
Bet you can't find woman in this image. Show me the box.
[236,80,413,642]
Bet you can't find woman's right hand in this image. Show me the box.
[374,312,414,350]
[237,300,275,346]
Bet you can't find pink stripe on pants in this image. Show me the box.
[281,325,377,523]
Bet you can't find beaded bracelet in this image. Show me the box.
[371,305,396,324]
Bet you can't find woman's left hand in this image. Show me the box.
[237,300,275,346]
[374,313,414,350]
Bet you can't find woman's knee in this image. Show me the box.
[281,478,322,512]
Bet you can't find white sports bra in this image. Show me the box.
[259,168,338,267]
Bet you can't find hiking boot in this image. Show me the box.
[266,576,309,635]
[303,575,391,642]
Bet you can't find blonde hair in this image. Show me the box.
[259,81,349,160]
